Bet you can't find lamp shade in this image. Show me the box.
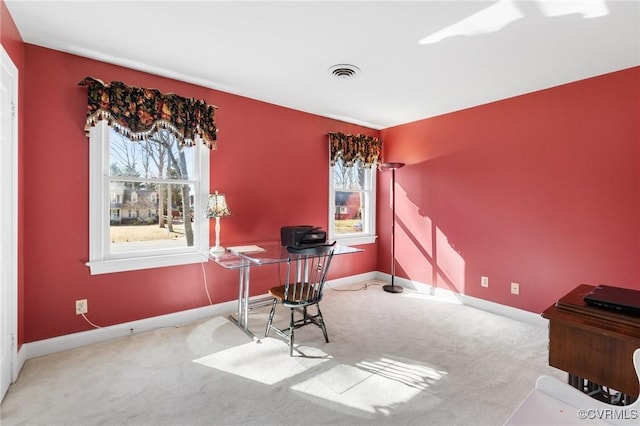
[380,162,405,171]
[205,191,231,218]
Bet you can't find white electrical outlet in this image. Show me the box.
[481,276,489,288]
[511,283,520,295]
[75,299,88,315]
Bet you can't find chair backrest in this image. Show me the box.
[282,242,336,305]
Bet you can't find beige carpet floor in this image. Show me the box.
[0,281,564,425]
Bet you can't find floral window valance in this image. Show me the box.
[78,77,218,149]
[328,132,382,168]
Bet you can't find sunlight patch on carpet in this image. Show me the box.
[193,337,329,385]
[291,357,447,415]
[186,316,243,350]
[357,357,446,390]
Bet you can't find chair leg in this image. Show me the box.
[265,299,277,337]
[316,303,329,343]
[289,308,295,356]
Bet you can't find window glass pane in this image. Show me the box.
[108,129,198,254]
[109,182,196,253]
[334,190,366,235]
[109,129,195,181]
[333,158,366,191]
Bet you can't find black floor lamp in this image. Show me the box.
[381,162,405,294]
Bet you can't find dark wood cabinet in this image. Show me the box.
[542,284,640,401]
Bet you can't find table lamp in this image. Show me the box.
[206,191,231,255]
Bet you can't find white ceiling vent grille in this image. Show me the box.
[328,64,361,79]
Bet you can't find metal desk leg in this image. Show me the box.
[228,258,261,342]
[235,263,244,327]
[243,262,250,329]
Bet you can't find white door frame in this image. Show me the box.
[0,44,19,403]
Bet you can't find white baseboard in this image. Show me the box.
[328,271,379,289]
[374,272,549,328]
[22,273,376,360]
[22,271,544,362]
[24,301,236,360]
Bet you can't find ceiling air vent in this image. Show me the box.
[328,64,360,79]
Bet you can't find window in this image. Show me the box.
[329,157,377,245]
[87,121,210,275]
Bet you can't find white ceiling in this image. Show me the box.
[5,0,640,129]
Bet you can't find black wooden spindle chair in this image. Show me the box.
[264,242,336,356]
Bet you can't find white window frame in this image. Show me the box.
[86,121,210,275]
[328,160,377,246]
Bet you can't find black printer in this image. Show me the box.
[280,226,327,247]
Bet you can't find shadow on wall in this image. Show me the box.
[380,163,466,296]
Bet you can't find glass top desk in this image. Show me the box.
[210,242,363,341]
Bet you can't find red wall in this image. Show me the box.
[379,67,640,313]
[20,45,377,342]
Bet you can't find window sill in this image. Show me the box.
[86,251,208,275]
[333,234,377,246]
